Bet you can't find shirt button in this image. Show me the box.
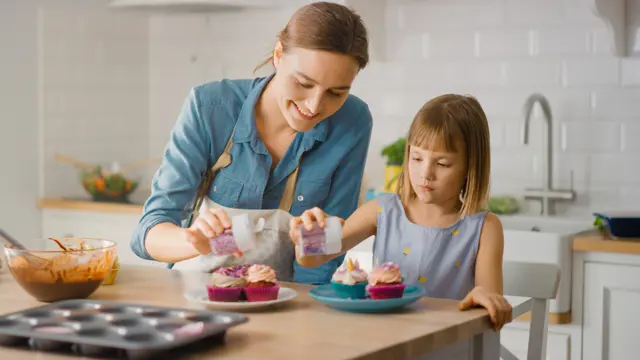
[213,186,217,192]
[297,195,304,202]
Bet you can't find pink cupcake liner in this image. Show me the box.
[244,285,280,302]
[206,285,244,302]
[366,283,406,300]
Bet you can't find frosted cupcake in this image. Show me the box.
[331,258,368,299]
[244,264,280,302]
[366,262,406,300]
[206,266,247,302]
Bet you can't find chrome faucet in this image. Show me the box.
[522,93,575,216]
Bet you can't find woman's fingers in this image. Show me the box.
[199,211,225,236]
[210,208,232,229]
[184,228,211,255]
[193,217,216,238]
[289,217,303,244]
[310,207,327,227]
[300,210,316,231]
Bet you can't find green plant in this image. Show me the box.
[381,138,407,166]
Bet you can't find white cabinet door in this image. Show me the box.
[582,262,640,360]
[42,209,166,268]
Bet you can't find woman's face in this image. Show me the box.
[273,45,360,132]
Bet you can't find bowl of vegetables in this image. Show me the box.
[55,153,157,203]
[80,166,139,203]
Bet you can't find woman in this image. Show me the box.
[130,2,373,285]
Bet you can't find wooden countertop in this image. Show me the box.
[0,266,496,360]
[37,198,143,215]
[573,230,640,255]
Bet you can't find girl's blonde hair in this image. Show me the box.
[397,94,491,218]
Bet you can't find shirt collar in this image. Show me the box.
[232,73,329,145]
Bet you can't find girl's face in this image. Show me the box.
[407,144,467,206]
[272,45,360,132]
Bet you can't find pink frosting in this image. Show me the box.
[368,262,403,286]
[246,264,277,283]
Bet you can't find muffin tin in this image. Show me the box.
[0,299,248,359]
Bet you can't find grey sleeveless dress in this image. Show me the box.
[374,193,489,299]
[374,194,492,360]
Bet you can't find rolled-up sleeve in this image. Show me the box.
[130,88,211,260]
[293,104,373,284]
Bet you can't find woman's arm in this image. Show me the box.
[292,199,378,268]
[292,103,373,284]
[131,87,220,263]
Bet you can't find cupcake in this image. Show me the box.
[205,265,248,302]
[331,258,368,299]
[366,262,406,300]
[243,264,280,302]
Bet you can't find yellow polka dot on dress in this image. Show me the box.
[403,248,410,255]
[455,260,461,267]
[419,276,427,283]
[375,257,379,265]
[451,229,460,236]
[377,205,383,213]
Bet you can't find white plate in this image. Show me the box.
[184,287,297,311]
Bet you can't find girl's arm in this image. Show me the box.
[289,198,379,268]
[459,212,512,331]
[474,212,504,294]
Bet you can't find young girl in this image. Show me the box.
[289,94,512,331]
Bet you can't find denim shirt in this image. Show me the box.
[130,74,373,284]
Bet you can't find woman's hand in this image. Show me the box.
[458,286,512,331]
[288,207,344,245]
[184,208,232,255]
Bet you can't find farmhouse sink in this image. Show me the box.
[345,214,592,314]
[500,215,591,313]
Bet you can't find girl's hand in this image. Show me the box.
[458,286,513,331]
[185,208,232,255]
[288,207,344,245]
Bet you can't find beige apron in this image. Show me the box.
[171,132,299,282]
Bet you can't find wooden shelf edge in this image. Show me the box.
[37,198,143,215]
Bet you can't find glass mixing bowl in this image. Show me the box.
[4,238,117,302]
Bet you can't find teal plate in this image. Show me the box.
[308,284,425,313]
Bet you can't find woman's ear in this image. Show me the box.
[273,41,284,69]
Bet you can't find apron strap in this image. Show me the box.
[189,133,235,222]
[194,130,300,217]
[278,165,299,211]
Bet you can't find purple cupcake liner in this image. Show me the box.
[205,285,244,302]
[244,285,280,302]
[366,283,406,300]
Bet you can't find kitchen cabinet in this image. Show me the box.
[41,208,166,269]
[582,262,640,360]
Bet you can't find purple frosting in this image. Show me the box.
[214,264,251,278]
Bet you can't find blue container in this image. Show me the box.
[593,211,640,238]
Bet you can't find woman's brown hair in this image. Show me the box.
[396,94,492,218]
[255,1,369,72]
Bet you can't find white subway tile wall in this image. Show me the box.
[41,0,637,215]
[142,1,637,216]
[40,3,149,198]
